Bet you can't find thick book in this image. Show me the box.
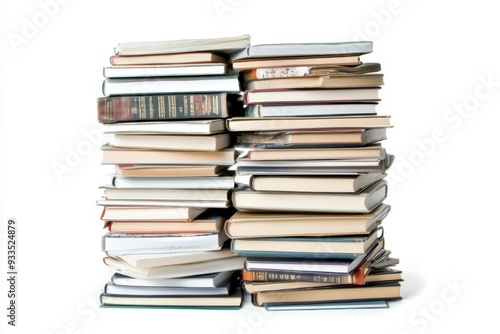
[102,75,241,96]
[100,119,227,135]
[100,206,207,221]
[236,145,384,161]
[101,230,229,255]
[232,180,388,213]
[108,249,237,268]
[100,145,236,166]
[103,63,231,78]
[245,74,384,91]
[103,280,233,296]
[230,229,380,259]
[109,52,230,66]
[232,55,362,71]
[114,34,251,56]
[103,255,246,279]
[241,63,381,80]
[236,129,387,146]
[100,288,243,309]
[230,41,372,60]
[249,173,386,194]
[104,214,227,234]
[252,282,401,307]
[226,115,392,132]
[224,204,390,238]
[110,271,238,288]
[243,88,380,105]
[97,93,242,123]
[264,300,389,311]
[111,175,235,189]
[106,133,232,151]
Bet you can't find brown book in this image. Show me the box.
[252,282,401,306]
[107,133,232,151]
[245,74,384,90]
[109,52,229,66]
[115,165,225,177]
[97,93,241,124]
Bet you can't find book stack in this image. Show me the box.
[224,41,403,310]
[96,35,252,309]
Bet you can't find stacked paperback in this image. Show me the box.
[96,35,252,309]
[225,40,403,310]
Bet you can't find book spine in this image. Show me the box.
[97,94,228,123]
[243,67,311,80]
[242,269,365,284]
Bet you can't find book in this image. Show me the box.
[109,249,237,268]
[100,186,230,202]
[230,229,380,259]
[114,165,225,177]
[109,52,230,66]
[103,255,246,279]
[241,63,381,80]
[111,175,235,189]
[100,287,243,308]
[243,88,380,105]
[100,206,207,221]
[232,55,362,71]
[97,93,242,124]
[100,119,227,135]
[111,271,238,288]
[101,230,229,255]
[252,282,401,307]
[104,216,226,234]
[103,280,233,296]
[103,63,231,78]
[264,300,389,311]
[106,133,232,151]
[102,75,241,96]
[100,145,236,165]
[224,204,390,238]
[236,129,387,146]
[245,74,384,90]
[230,41,373,60]
[249,173,386,194]
[234,158,385,169]
[245,103,378,118]
[226,115,392,132]
[236,145,385,161]
[114,34,251,56]
[242,268,403,292]
[96,198,230,209]
[232,180,388,213]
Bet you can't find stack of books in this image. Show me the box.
[96,35,252,309]
[224,40,403,310]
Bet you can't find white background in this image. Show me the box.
[1,0,499,333]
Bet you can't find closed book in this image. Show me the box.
[102,75,241,96]
[243,88,380,105]
[100,186,230,202]
[245,103,378,118]
[103,63,231,78]
[224,204,390,238]
[100,145,235,166]
[106,133,232,151]
[101,230,229,255]
[114,165,225,177]
[236,129,387,146]
[232,180,388,213]
[100,119,227,135]
[109,52,229,66]
[226,115,392,132]
[232,55,362,71]
[230,41,373,61]
[96,198,230,209]
[252,282,401,307]
[110,271,238,288]
[97,93,242,124]
[245,74,384,90]
[230,229,380,259]
[111,175,235,189]
[100,206,207,222]
[103,281,233,296]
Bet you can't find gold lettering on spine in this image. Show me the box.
[168,96,175,117]
[148,96,154,119]
[213,95,219,116]
[158,96,165,119]
[139,97,146,119]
